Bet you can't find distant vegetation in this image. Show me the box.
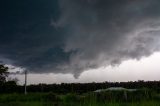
[1,80,160,94]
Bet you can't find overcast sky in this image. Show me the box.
[1,0,160,84]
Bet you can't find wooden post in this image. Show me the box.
[24,70,27,95]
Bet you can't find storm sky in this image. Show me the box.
[1,0,160,83]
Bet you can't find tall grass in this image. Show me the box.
[0,89,160,106]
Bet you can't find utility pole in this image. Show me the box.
[24,70,27,95]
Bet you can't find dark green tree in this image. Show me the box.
[0,64,9,83]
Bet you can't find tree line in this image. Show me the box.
[0,64,160,94]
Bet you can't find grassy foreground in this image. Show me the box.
[0,89,160,106]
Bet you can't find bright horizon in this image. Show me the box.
[10,52,160,85]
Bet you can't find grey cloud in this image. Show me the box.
[57,0,160,77]
[0,0,160,78]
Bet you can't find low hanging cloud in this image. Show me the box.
[1,0,160,78]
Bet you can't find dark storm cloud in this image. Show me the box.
[0,0,70,72]
[1,0,160,77]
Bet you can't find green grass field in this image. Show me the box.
[0,89,160,106]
